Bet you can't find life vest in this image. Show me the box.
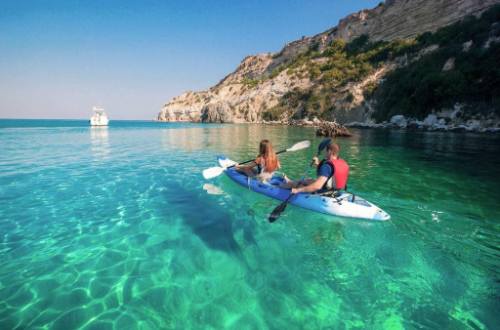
[317,158,349,191]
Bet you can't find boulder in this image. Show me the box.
[423,114,438,127]
[449,126,466,132]
[316,121,352,137]
[462,40,473,52]
[442,57,455,71]
[431,123,448,131]
[465,119,481,131]
[390,115,407,128]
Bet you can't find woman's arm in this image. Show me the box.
[236,161,257,170]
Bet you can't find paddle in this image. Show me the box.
[202,140,311,179]
[310,138,331,166]
[268,138,331,223]
[268,193,294,223]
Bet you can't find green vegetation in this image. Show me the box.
[263,5,500,122]
[241,77,261,88]
[263,88,334,120]
[263,33,419,119]
[373,5,500,121]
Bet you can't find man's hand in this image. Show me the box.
[311,156,320,166]
[291,187,300,194]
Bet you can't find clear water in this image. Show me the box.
[0,119,499,329]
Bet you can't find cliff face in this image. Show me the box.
[157,0,500,123]
[157,54,313,123]
[334,0,498,41]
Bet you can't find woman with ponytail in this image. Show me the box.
[236,139,281,181]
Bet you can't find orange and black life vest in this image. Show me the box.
[317,158,349,191]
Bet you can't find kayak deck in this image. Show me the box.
[218,156,390,221]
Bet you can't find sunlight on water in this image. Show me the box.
[0,120,499,329]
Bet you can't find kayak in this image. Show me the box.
[218,156,390,221]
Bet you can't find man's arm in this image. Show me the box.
[292,176,327,194]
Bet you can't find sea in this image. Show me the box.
[0,119,499,329]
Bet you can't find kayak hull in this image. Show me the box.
[218,156,390,221]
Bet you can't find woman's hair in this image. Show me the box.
[259,139,279,172]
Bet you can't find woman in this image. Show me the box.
[237,139,281,182]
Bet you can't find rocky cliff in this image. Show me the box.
[157,0,500,124]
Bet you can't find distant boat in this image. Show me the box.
[90,106,109,126]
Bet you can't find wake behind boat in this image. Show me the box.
[217,156,390,221]
[90,106,109,126]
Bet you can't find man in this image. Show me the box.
[290,142,349,194]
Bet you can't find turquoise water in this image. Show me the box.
[0,119,499,329]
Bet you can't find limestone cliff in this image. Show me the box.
[157,0,500,123]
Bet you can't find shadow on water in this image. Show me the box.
[161,181,243,256]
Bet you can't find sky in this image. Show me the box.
[0,0,381,120]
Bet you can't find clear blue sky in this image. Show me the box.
[0,0,381,119]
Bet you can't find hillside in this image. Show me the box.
[157,0,500,126]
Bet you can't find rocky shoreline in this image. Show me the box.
[156,114,500,134]
[346,105,500,133]
[260,110,500,134]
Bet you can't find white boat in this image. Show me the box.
[90,106,109,126]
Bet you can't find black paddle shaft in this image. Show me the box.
[310,138,331,166]
[268,193,295,223]
[228,149,287,169]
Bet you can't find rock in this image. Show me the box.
[345,121,366,128]
[316,121,352,137]
[431,123,448,131]
[423,114,438,127]
[484,36,500,49]
[462,40,473,52]
[200,103,234,123]
[465,119,481,131]
[486,127,500,133]
[335,0,497,43]
[442,57,455,71]
[434,103,464,123]
[302,118,314,126]
[449,126,467,132]
[450,104,463,120]
[390,115,407,128]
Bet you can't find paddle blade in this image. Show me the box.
[202,166,224,179]
[269,193,295,222]
[286,140,311,152]
[268,201,289,222]
[317,138,332,154]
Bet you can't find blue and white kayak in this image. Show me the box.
[218,156,390,221]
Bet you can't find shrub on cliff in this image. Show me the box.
[373,5,500,121]
[241,77,260,88]
[260,5,500,123]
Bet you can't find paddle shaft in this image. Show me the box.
[310,138,331,166]
[229,149,287,169]
[269,193,295,222]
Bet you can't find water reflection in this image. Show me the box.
[161,127,206,152]
[90,127,109,160]
[160,124,319,157]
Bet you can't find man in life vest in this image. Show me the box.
[291,142,349,194]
